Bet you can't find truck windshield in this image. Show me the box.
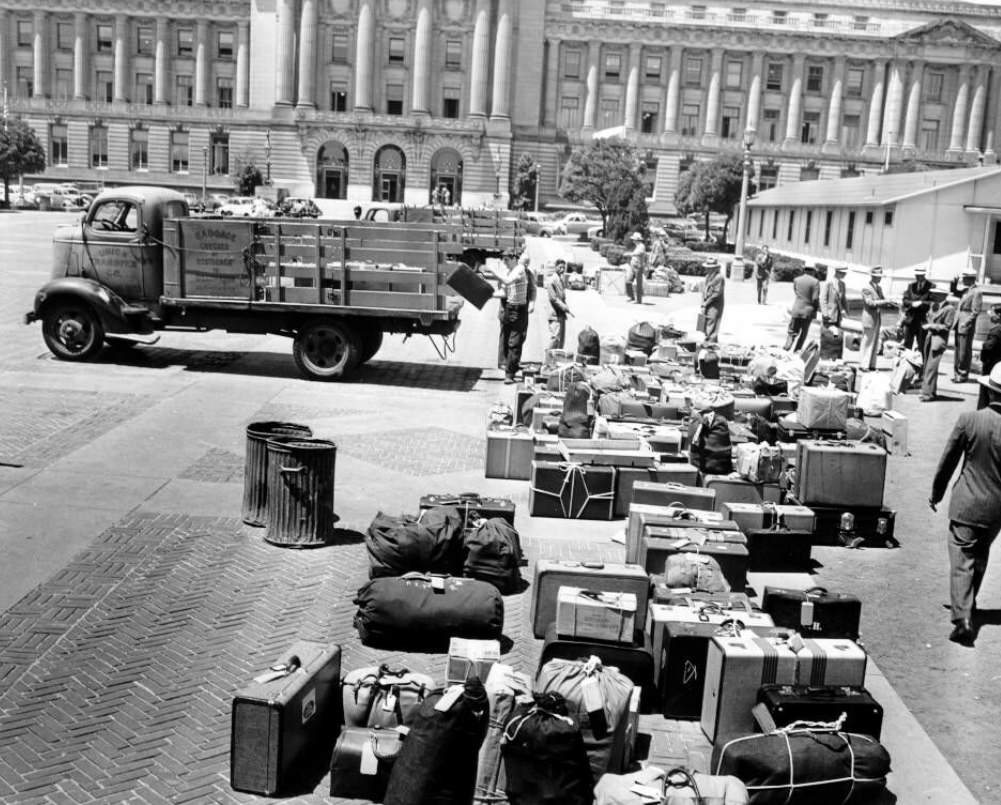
[91,200,138,232]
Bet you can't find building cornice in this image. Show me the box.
[2,0,252,20]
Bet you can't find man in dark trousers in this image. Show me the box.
[930,363,1001,646]
[901,265,934,353]
[754,245,774,304]
[700,258,725,340]
[784,263,820,351]
[821,265,849,327]
[953,269,983,383]
[978,305,1001,408]
[545,259,573,350]
[920,296,958,402]
[491,252,534,384]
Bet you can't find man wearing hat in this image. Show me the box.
[860,266,897,370]
[625,231,646,304]
[784,263,820,351]
[920,295,958,401]
[952,269,983,383]
[930,363,1001,646]
[821,265,849,328]
[700,258,725,340]
[901,265,935,354]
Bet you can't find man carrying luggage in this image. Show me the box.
[952,269,983,383]
[920,296,958,402]
[491,252,534,384]
[754,245,774,304]
[930,363,1001,646]
[821,265,849,327]
[784,263,820,352]
[901,265,934,353]
[700,258,725,340]
[545,259,573,350]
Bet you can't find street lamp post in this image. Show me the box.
[533,163,541,211]
[732,129,756,281]
[264,129,272,186]
[201,146,208,208]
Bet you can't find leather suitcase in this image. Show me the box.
[720,502,815,534]
[776,416,844,443]
[632,480,716,512]
[531,559,650,639]
[530,461,616,520]
[651,587,755,610]
[795,441,888,508]
[732,395,773,419]
[640,533,749,591]
[231,641,342,795]
[768,396,798,420]
[614,463,699,518]
[328,726,403,800]
[744,526,813,571]
[625,503,731,565]
[419,493,516,528]
[701,475,782,511]
[446,263,494,309]
[797,503,898,547]
[762,586,862,640]
[758,684,883,739]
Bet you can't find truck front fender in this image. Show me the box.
[25,277,135,335]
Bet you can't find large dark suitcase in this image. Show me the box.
[230,641,342,795]
[354,573,504,650]
[328,726,402,800]
[761,586,862,640]
[744,526,814,571]
[446,264,495,309]
[539,623,656,713]
[419,493,516,528]
[758,684,884,739]
[793,503,898,548]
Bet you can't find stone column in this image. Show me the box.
[490,0,513,120]
[275,0,297,106]
[783,54,805,144]
[73,12,88,99]
[949,64,970,152]
[468,0,491,117]
[194,19,209,106]
[542,38,560,127]
[582,39,601,131]
[411,0,433,114]
[966,65,988,154]
[746,51,763,135]
[236,21,250,107]
[864,60,886,147]
[623,42,642,129]
[663,45,682,134]
[703,48,723,137]
[901,61,924,150]
[297,0,319,108]
[825,56,846,146]
[113,13,128,102]
[32,11,49,98]
[881,61,904,146]
[154,17,169,104]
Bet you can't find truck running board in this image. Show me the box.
[105,333,162,347]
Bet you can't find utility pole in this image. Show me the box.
[533,163,541,211]
[265,128,272,186]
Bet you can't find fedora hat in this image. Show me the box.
[630,231,644,241]
[703,257,720,269]
[978,363,1001,394]
[802,263,816,272]
[870,266,883,278]
[834,265,847,274]
[962,268,977,278]
[914,265,927,275]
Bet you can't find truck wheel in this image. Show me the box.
[357,326,384,365]
[42,302,105,361]
[293,320,360,380]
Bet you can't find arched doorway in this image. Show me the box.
[429,147,463,205]
[316,140,349,199]
[373,144,406,202]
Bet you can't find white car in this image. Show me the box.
[555,212,602,236]
[218,197,276,217]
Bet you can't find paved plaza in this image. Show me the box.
[0,211,997,803]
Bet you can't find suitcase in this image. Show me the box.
[328,726,403,800]
[530,460,616,520]
[420,493,515,528]
[651,587,755,610]
[793,503,897,547]
[720,502,816,534]
[795,441,888,508]
[761,586,862,640]
[732,395,773,419]
[540,623,657,713]
[231,641,342,795]
[632,480,716,512]
[485,427,533,480]
[531,559,650,640]
[446,263,494,309]
[640,533,749,592]
[625,503,731,565]
[744,525,813,571]
[776,416,845,443]
[701,475,782,511]
[797,387,851,430]
[768,396,798,420]
[614,463,700,518]
[757,683,884,739]
[792,637,867,687]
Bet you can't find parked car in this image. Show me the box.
[586,224,605,241]
[554,212,602,236]
[522,211,559,236]
[10,189,38,209]
[218,197,263,217]
[279,197,321,218]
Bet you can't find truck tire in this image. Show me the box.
[42,301,106,361]
[292,319,360,380]
[357,325,384,365]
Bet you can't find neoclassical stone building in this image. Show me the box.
[4,0,1001,209]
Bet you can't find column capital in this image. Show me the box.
[33,9,48,21]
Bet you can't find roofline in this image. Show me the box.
[884,166,1001,204]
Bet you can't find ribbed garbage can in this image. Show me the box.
[264,438,336,547]
[242,421,313,526]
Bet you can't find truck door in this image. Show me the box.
[79,199,146,301]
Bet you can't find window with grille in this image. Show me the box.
[388,37,405,65]
[176,75,193,106]
[645,55,662,80]
[766,62,783,91]
[725,60,742,88]
[97,70,113,102]
[136,73,154,105]
[445,40,462,69]
[218,31,234,59]
[806,65,824,93]
[758,165,778,191]
[564,50,581,79]
[813,13,828,27]
[131,129,149,170]
[171,131,189,172]
[559,96,580,129]
[332,34,348,62]
[772,10,787,24]
[177,28,193,56]
[386,83,403,115]
[685,56,703,86]
[97,23,113,52]
[330,82,348,111]
[926,72,943,103]
[55,69,73,100]
[217,77,233,108]
[137,25,154,55]
[91,126,109,168]
[690,5,706,20]
[852,15,870,31]
[50,125,69,166]
[681,104,700,136]
[211,133,229,174]
[641,102,659,133]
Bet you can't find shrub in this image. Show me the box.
[605,245,626,266]
[686,240,726,253]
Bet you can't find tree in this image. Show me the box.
[0,118,46,208]
[234,162,263,196]
[510,153,539,211]
[559,138,648,239]
[673,154,749,243]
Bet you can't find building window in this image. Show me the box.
[772,10,787,24]
[846,68,864,97]
[443,87,460,118]
[731,8,747,22]
[787,210,795,241]
[332,33,349,62]
[725,60,742,89]
[824,210,833,246]
[330,82,348,111]
[801,111,821,145]
[559,96,580,129]
[54,68,73,100]
[690,5,706,20]
[445,39,461,69]
[645,55,662,80]
[57,22,74,51]
[804,210,813,244]
[766,62,783,91]
[921,119,940,151]
[137,24,154,55]
[217,31,234,59]
[813,12,829,27]
[388,36,405,64]
[136,73,154,105]
[651,2,667,16]
[50,125,69,166]
[763,108,781,142]
[96,23,113,53]
[846,211,856,249]
[758,165,778,191]
[806,65,824,93]
[130,128,149,170]
[171,130,189,172]
[801,164,820,181]
[217,77,233,108]
[842,114,861,149]
[176,74,193,106]
[853,15,870,31]
[90,125,109,168]
[681,104,700,136]
[926,72,944,103]
[600,98,620,128]
[721,106,741,139]
[641,102,659,134]
[17,20,33,47]
[564,49,581,79]
[210,133,229,175]
[864,210,874,225]
[684,56,703,86]
[771,209,779,239]
[884,210,894,227]
[386,83,403,115]
[97,70,113,102]
[604,53,622,80]
[177,28,193,57]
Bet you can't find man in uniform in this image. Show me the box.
[700,258,725,340]
[545,259,572,351]
[784,263,820,351]
[860,266,897,370]
[901,265,934,353]
[952,269,983,383]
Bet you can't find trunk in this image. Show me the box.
[2,177,8,208]
[722,213,732,245]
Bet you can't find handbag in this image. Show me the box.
[697,312,708,333]
[342,664,435,728]
[328,725,404,800]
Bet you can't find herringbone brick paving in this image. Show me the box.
[0,510,622,804]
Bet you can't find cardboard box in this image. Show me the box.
[446,638,501,685]
[529,461,616,519]
[881,410,908,455]
[485,428,533,480]
[797,387,851,430]
[556,587,637,644]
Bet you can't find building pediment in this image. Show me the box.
[896,18,1000,50]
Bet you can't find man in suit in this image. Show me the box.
[952,269,983,383]
[860,266,897,370]
[545,259,572,350]
[920,296,958,401]
[700,258,725,340]
[754,245,774,304]
[784,263,820,351]
[901,265,934,354]
[978,305,1001,408]
[821,265,849,327]
[930,363,1001,646]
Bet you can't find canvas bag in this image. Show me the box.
[463,517,524,594]
[594,766,749,805]
[626,322,658,356]
[688,411,734,476]
[559,380,594,439]
[663,552,731,593]
[342,664,436,728]
[366,507,464,578]
[734,443,785,484]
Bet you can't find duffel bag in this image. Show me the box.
[590,365,631,393]
[535,656,634,779]
[688,412,734,476]
[366,508,463,579]
[463,517,524,594]
[595,766,749,805]
[626,321,658,356]
[548,363,588,392]
[578,326,601,366]
[354,573,505,650]
[329,725,404,800]
[559,380,594,439]
[664,552,731,593]
[597,392,678,422]
[501,692,594,805]
[474,665,532,805]
[712,725,891,804]
[419,505,465,569]
[342,664,435,728]
[384,679,490,805]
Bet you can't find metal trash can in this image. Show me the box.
[264,438,336,547]
[242,421,313,526]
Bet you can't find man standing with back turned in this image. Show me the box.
[784,263,820,351]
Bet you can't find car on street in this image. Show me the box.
[522,211,560,236]
[218,196,277,217]
[279,197,321,218]
[554,211,602,236]
[10,189,38,209]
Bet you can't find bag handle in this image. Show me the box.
[804,586,829,596]
[370,729,403,760]
[663,768,705,805]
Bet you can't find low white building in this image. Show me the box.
[745,166,1001,295]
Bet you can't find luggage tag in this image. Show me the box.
[800,601,815,629]
[434,684,465,712]
[431,575,446,593]
[360,739,379,775]
[582,676,609,739]
[628,784,662,803]
[382,688,398,713]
